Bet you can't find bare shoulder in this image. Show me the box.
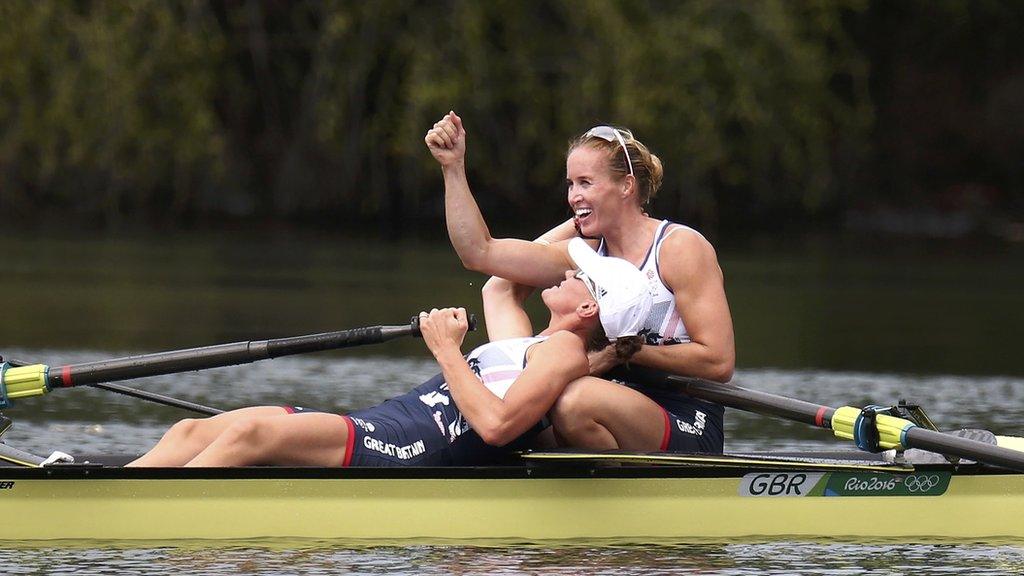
[662,225,717,258]
[528,331,589,373]
[534,330,587,355]
[659,226,723,285]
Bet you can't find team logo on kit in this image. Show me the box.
[350,417,376,433]
[676,410,707,436]
[419,390,450,408]
[447,413,470,443]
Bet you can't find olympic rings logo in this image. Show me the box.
[903,474,942,492]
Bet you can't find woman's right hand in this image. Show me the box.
[424,111,466,168]
[418,307,469,360]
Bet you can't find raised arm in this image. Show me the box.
[481,276,534,341]
[419,308,588,447]
[628,230,736,382]
[425,112,574,287]
[480,218,582,341]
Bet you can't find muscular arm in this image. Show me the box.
[629,230,736,383]
[441,163,574,285]
[481,276,534,340]
[480,218,582,341]
[433,332,589,447]
[427,112,574,287]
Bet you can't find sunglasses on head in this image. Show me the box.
[574,269,600,300]
[584,125,635,179]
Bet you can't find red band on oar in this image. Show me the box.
[60,366,73,387]
[815,406,828,428]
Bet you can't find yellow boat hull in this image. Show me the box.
[2,464,1023,542]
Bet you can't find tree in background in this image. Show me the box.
[1,1,1020,239]
[0,1,227,227]
[310,0,871,236]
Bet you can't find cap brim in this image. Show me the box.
[568,238,654,340]
[568,238,613,288]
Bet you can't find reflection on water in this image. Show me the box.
[3,540,1024,575]
[3,233,1024,573]
[3,355,1024,575]
[0,233,488,358]
[2,232,1023,375]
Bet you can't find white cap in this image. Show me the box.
[568,238,653,340]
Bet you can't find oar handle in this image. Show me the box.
[264,314,477,356]
[409,313,478,337]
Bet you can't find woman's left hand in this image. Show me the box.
[419,307,469,358]
[587,345,620,376]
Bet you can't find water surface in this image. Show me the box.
[2,232,1024,573]
[3,232,1023,375]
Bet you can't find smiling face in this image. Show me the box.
[566,146,630,238]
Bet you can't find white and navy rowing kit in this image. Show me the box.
[285,218,723,463]
[598,219,726,454]
[288,337,547,467]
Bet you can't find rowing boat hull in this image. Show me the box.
[2,458,1023,542]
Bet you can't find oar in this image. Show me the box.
[1,356,225,416]
[87,382,225,416]
[668,376,1024,472]
[1,315,475,408]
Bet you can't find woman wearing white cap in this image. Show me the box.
[128,241,652,467]
[425,112,734,454]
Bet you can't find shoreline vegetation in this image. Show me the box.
[1,1,1022,240]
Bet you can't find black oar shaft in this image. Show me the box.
[667,375,1024,472]
[46,315,474,390]
[49,325,417,389]
[87,383,224,416]
[671,377,835,427]
[906,427,1024,471]
[264,325,411,358]
[50,341,273,388]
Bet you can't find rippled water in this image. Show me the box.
[3,354,1024,574]
[4,540,1024,575]
[4,352,1023,455]
[2,234,1023,572]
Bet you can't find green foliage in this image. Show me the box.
[0,0,226,226]
[1,0,875,233]
[310,0,873,231]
